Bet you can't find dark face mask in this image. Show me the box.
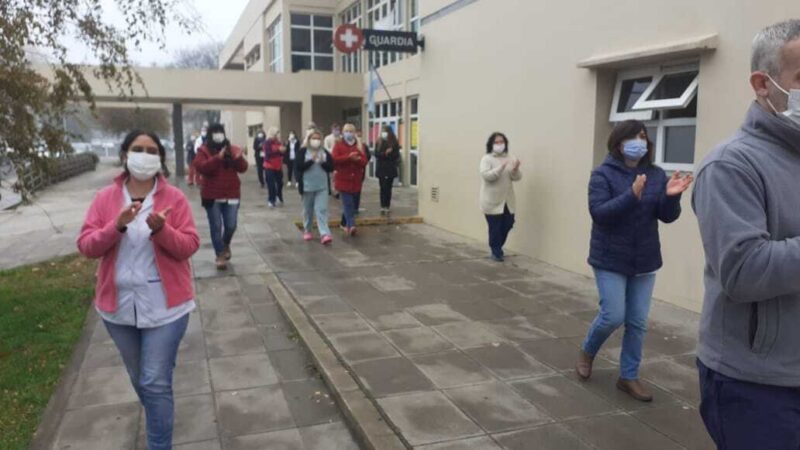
[209,140,226,151]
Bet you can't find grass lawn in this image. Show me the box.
[0,255,96,450]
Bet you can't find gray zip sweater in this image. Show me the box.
[693,102,800,387]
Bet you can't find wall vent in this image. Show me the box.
[430,186,440,203]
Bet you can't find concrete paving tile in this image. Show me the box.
[481,317,551,342]
[671,353,698,371]
[53,402,140,450]
[215,385,294,437]
[330,331,400,362]
[488,296,557,317]
[416,436,501,449]
[567,368,682,412]
[445,381,552,433]
[174,359,212,397]
[467,344,554,381]
[517,338,584,371]
[543,294,598,314]
[175,440,221,450]
[204,328,266,358]
[209,353,279,391]
[525,313,588,338]
[446,300,515,321]
[298,421,359,450]
[249,303,284,325]
[201,305,255,331]
[496,280,551,296]
[301,296,354,315]
[222,428,304,450]
[368,311,424,331]
[82,342,124,369]
[67,365,138,409]
[411,350,495,389]
[259,323,301,351]
[644,328,698,356]
[632,405,715,450]
[493,424,593,450]
[172,394,218,445]
[89,319,114,345]
[178,330,209,363]
[640,359,701,406]
[352,356,434,397]
[368,275,417,291]
[407,304,471,326]
[432,322,505,349]
[377,391,483,446]
[285,281,335,300]
[565,413,685,450]
[314,312,372,335]
[384,327,455,356]
[455,283,519,302]
[510,375,618,420]
[268,348,316,382]
[281,378,342,427]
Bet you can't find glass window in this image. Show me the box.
[291,28,311,52]
[292,55,312,72]
[616,77,653,113]
[314,29,333,54]
[291,14,310,25]
[291,13,334,72]
[268,17,283,73]
[314,15,333,28]
[314,56,334,71]
[663,125,696,165]
[647,71,698,101]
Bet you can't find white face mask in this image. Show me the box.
[766,74,800,125]
[258,133,264,139]
[212,133,225,144]
[126,152,161,181]
[309,138,322,149]
[381,132,389,139]
[492,143,506,154]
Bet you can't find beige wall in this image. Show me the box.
[417,0,800,313]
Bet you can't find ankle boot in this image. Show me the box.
[576,349,594,381]
[616,378,653,402]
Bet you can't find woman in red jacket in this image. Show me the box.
[262,127,286,208]
[77,130,199,450]
[193,123,248,270]
[332,123,368,236]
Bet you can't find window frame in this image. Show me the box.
[268,17,283,73]
[609,68,658,122]
[647,116,696,173]
[632,66,699,111]
[290,13,334,72]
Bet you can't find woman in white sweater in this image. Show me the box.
[480,132,522,262]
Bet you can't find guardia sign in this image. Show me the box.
[334,25,423,54]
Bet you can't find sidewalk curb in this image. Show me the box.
[264,273,408,450]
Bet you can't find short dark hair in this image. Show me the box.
[486,132,509,154]
[607,120,654,166]
[119,130,170,178]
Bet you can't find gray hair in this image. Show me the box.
[752,19,800,75]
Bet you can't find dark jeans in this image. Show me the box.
[379,176,394,208]
[204,201,239,256]
[341,192,357,228]
[265,169,283,204]
[254,156,265,186]
[484,205,515,258]
[341,191,361,226]
[286,161,295,182]
[697,359,800,449]
[104,314,189,450]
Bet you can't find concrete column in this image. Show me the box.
[301,97,313,131]
[172,103,185,178]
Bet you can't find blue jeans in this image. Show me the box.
[340,192,357,228]
[104,314,189,450]
[697,359,800,449]
[484,205,515,258]
[341,191,361,225]
[204,201,239,256]
[265,169,283,204]
[303,189,331,236]
[582,268,656,380]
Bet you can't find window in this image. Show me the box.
[268,17,283,73]
[340,2,362,73]
[367,0,405,68]
[610,63,699,171]
[409,0,419,34]
[244,44,261,70]
[367,99,403,178]
[290,13,333,72]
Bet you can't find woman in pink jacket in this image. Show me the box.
[77,130,199,450]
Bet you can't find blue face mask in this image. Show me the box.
[622,139,648,161]
[343,132,355,143]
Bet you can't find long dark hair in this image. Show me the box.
[486,132,509,154]
[119,130,171,178]
[607,120,654,166]
[377,125,399,148]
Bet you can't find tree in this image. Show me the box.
[97,107,171,136]
[0,0,195,172]
[168,41,224,128]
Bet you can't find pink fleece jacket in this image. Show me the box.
[77,173,199,313]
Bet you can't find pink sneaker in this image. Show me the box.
[349,227,358,236]
[303,231,313,241]
[321,235,332,245]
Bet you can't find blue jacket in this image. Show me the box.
[587,155,681,276]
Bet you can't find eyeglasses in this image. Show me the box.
[129,146,159,154]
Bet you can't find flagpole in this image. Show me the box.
[372,64,393,102]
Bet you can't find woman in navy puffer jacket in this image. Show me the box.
[576,120,693,403]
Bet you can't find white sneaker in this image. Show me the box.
[268,202,275,208]
[287,181,292,187]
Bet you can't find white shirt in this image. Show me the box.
[479,153,523,215]
[97,180,196,328]
[194,135,205,152]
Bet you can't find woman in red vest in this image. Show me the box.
[332,123,368,236]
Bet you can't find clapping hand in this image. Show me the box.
[146,207,172,233]
[349,152,361,161]
[116,202,142,231]
[632,174,647,200]
[666,171,694,197]
[513,159,521,171]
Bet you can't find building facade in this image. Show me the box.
[221,0,800,313]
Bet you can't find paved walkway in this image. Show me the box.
[23,165,714,449]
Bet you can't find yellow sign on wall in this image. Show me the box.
[411,120,419,149]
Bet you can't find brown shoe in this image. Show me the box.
[576,349,594,381]
[223,245,232,261]
[616,378,653,402]
[215,255,228,270]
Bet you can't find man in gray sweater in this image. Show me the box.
[693,20,800,449]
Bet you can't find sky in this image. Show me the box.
[64,0,249,67]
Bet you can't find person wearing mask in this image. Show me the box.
[576,121,692,402]
[479,132,522,262]
[77,130,199,450]
[193,123,248,270]
[324,123,342,151]
[185,133,197,186]
[296,129,334,245]
[262,127,285,208]
[693,20,800,448]
[375,125,400,215]
[332,123,368,236]
[253,130,266,188]
[284,130,300,187]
